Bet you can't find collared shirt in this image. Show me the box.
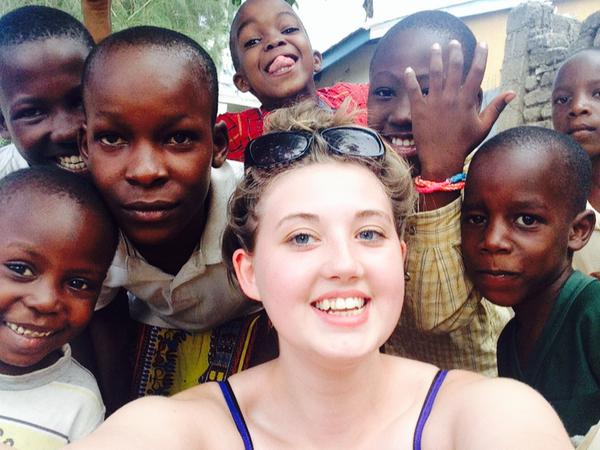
[385,198,512,375]
[573,202,600,275]
[0,142,29,178]
[97,160,258,332]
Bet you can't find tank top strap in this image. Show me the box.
[218,380,254,450]
[413,369,449,450]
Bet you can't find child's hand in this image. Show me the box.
[405,40,515,180]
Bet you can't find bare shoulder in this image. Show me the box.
[66,383,242,449]
[425,371,572,450]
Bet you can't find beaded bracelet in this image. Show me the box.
[413,173,466,194]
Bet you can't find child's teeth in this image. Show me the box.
[5,321,53,338]
[391,138,415,147]
[57,155,87,172]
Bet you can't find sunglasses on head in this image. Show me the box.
[244,126,385,170]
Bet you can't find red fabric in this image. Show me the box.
[218,82,369,162]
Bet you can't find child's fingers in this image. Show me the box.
[479,91,516,131]
[445,40,463,94]
[428,43,443,96]
[404,67,426,105]
[463,42,488,97]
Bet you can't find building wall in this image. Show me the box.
[497,2,600,131]
[316,0,599,93]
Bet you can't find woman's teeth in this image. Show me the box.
[313,297,366,316]
[57,155,87,172]
[5,321,54,338]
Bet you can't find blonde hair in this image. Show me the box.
[222,100,416,287]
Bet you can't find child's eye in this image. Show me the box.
[357,229,384,242]
[421,87,430,97]
[553,95,569,105]
[167,133,192,145]
[282,26,299,34]
[67,278,91,291]
[372,87,395,99]
[243,37,261,48]
[515,214,539,227]
[5,262,35,278]
[14,107,45,120]
[98,134,127,146]
[593,90,600,98]
[464,214,487,225]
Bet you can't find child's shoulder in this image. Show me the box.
[0,142,28,179]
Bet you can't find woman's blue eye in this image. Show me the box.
[292,233,312,245]
[358,229,382,241]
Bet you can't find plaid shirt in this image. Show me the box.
[385,198,511,375]
[218,82,369,162]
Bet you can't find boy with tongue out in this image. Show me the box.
[218,0,369,161]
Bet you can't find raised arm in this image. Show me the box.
[81,0,112,43]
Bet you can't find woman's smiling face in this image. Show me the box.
[233,162,407,362]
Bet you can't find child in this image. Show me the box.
[65,102,572,450]
[0,6,94,177]
[461,126,600,436]
[0,166,118,449]
[552,48,600,276]
[367,10,514,374]
[79,26,276,408]
[218,0,368,160]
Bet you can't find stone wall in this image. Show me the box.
[497,2,600,132]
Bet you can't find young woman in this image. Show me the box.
[66,102,571,450]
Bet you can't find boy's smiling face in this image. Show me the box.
[0,37,89,172]
[81,46,227,250]
[461,148,576,309]
[552,50,600,159]
[0,192,112,375]
[232,0,321,110]
[368,28,448,166]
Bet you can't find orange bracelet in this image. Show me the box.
[413,173,466,194]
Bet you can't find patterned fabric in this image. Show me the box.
[131,310,277,398]
[218,82,369,162]
[384,198,512,375]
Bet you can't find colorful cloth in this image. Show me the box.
[384,197,511,375]
[497,271,600,436]
[131,309,278,397]
[218,82,369,161]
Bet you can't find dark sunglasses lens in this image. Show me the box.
[323,128,383,157]
[249,133,310,167]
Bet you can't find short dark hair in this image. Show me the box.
[371,10,476,77]
[82,25,219,123]
[0,5,94,50]
[472,126,592,215]
[0,167,119,256]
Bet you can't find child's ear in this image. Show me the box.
[313,50,323,73]
[233,72,251,93]
[78,123,90,163]
[0,112,10,140]
[568,209,596,252]
[211,120,228,168]
[232,248,261,302]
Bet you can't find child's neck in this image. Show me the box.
[134,193,211,276]
[512,266,573,366]
[260,83,319,112]
[588,158,600,211]
[0,349,63,376]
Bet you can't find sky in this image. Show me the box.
[296,0,468,51]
